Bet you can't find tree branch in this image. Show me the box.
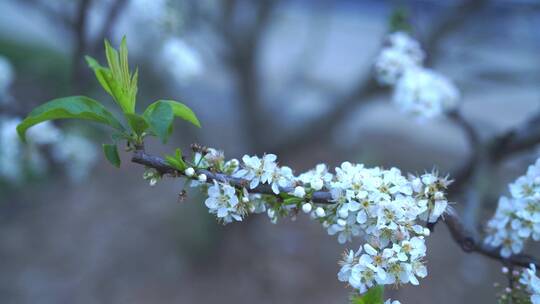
[488,111,540,163]
[131,149,540,269]
[447,109,482,194]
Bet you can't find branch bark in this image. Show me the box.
[131,149,540,269]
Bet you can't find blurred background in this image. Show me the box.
[1,0,540,303]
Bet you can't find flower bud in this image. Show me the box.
[293,186,306,198]
[302,203,312,213]
[315,207,325,218]
[198,174,207,182]
[337,219,347,226]
[185,167,195,177]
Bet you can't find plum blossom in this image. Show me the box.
[374,32,460,119]
[177,147,450,301]
[485,158,540,257]
[520,264,540,304]
[393,67,459,119]
[161,37,203,83]
[205,181,243,224]
[374,32,424,85]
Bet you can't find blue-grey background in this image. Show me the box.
[1,0,540,303]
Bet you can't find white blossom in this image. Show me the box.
[393,67,459,119]
[520,264,540,304]
[485,158,540,257]
[374,32,460,119]
[177,148,450,297]
[205,181,242,224]
[298,163,332,191]
[52,133,98,181]
[374,32,424,86]
[235,154,278,190]
[161,37,203,83]
[375,48,420,85]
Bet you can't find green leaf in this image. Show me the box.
[102,144,121,168]
[125,113,148,136]
[17,96,125,142]
[143,101,174,143]
[351,286,384,304]
[85,56,113,96]
[152,99,201,128]
[86,37,138,114]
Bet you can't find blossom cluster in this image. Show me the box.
[520,264,540,304]
[128,0,204,83]
[0,116,97,183]
[153,147,451,300]
[484,158,540,257]
[374,32,459,119]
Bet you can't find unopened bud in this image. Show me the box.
[315,207,326,218]
[185,167,195,177]
[302,203,312,213]
[293,186,306,198]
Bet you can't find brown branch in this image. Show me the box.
[71,0,93,92]
[447,109,482,194]
[444,209,539,268]
[131,149,540,269]
[488,111,540,163]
